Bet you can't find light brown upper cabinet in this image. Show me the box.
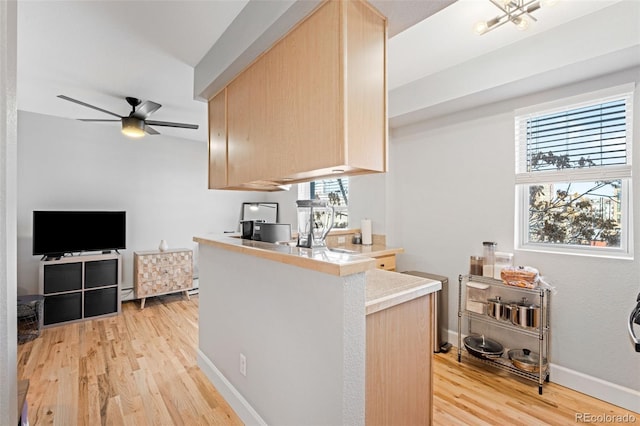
[208,89,227,189]
[208,0,387,190]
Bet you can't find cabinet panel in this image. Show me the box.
[208,89,227,189]
[85,287,118,318]
[366,294,432,425]
[43,293,82,325]
[208,0,387,189]
[226,0,343,186]
[43,262,82,293]
[85,259,118,288]
[346,0,387,171]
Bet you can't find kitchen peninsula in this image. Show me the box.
[193,234,441,425]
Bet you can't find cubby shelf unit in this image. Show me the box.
[39,252,121,327]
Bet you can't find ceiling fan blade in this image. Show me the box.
[78,119,120,122]
[145,126,161,135]
[146,120,199,130]
[132,101,162,119]
[57,95,123,118]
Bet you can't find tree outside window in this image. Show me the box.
[299,178,349,228]
[527,180,622,248]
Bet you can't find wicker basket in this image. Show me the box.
[500,267,537,289]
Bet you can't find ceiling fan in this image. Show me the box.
[57,95,199,138]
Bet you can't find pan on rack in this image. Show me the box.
[463,334,504,359]
[508,348,548,372]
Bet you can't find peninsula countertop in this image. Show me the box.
[194,234,441,314]
[365,269,441,315]
[193,234,376,276]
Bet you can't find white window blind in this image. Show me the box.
[516,84,633,183]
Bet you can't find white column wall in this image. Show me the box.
[0,0,18,423]
[197,244,366,425]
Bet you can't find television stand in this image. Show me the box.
[42,254,63,261]
[39,252,121,327]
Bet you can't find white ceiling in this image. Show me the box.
[387,0,622,90]
[16,0,638,143]
[17,0,249,142]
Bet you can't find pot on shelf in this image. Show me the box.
[487,296,505,320]
[503,302,518,322]
[512,297,540,329]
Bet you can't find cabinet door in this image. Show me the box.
[366,294,432,424]
[43,262,82,293]
[208,89,227,189]
[345,0,387,172]
[84,287,118,318]
[226,0,343,186]
[44,293,82,325]
[85,259,118,288]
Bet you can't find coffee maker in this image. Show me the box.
[296,199,335,248]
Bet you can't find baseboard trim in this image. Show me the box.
[550,364,640,413]
[196,349,267,425]
[446,329,640,413]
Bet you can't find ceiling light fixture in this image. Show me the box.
[474,0,556,35]
[121,117,145,138]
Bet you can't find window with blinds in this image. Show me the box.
[514,84,634,257]
[298,178,349,228]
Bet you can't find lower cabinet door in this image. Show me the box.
[84,287,118,318]
[44,293,82,325]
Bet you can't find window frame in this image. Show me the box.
[514,83,634,259]
[298,177,349,228]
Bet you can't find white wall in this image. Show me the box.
[387,67,640,410]
[17,111,266,295]
[349,173,386,235]
[0,0,18,423]
[197,243,365,425]
[267,187,297,227]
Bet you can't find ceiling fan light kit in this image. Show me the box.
[474,0,557,35]
[57,94,199,138]
[121,117,146,138]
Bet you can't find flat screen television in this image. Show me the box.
[33,211,126,256]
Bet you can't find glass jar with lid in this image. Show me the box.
[482,241,497,278]
[469,256,483,276]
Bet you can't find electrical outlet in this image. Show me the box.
[338,236,346,244]
[239,353,247,377]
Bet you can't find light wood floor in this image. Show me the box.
[18,294,636,425]
[433,350,637,425]
[18,294,242,425]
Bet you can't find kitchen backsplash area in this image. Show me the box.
[324,229,386,247]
